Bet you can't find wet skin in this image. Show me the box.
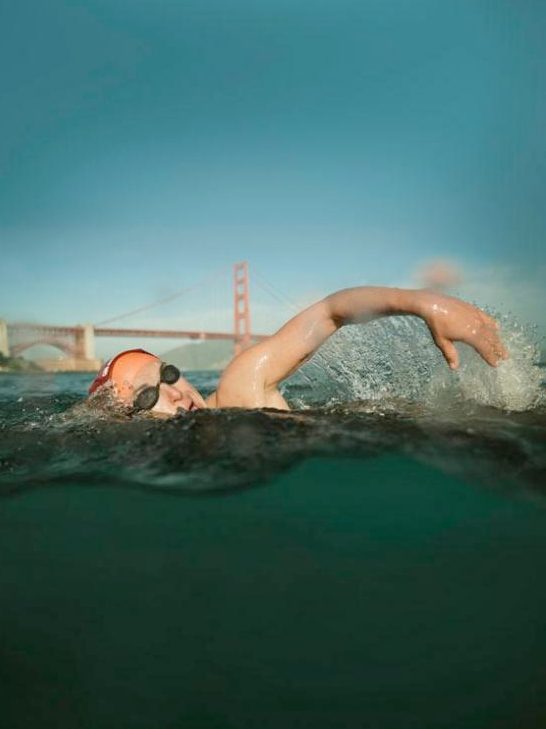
[105,287,508,416]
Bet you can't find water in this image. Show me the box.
[1,319,546,728]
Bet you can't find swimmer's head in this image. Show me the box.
[88,349,206,416]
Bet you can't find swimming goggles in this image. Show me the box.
[133,362,181,410]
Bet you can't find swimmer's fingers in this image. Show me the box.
[478,310,499,330]
[473,337,500,367]
[477,324,509,360]
[469,329,508,367]
[433,334,460,370]
[435,330,508,370]
[495,335,509,360]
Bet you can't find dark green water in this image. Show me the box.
[1,363,546,728]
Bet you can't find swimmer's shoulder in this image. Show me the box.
[207,346,290,410]
[205,391,217,407]
[207,386,289,410]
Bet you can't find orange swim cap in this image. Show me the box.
[88,349,159,399]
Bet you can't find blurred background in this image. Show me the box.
[1,0,544,367]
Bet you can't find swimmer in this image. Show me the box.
[88,287,508,415]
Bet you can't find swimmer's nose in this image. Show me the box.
[161,384,197,410]
[161,383,184,402]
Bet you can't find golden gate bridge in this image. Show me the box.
[0,263,296,372]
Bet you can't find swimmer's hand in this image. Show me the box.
[414,290,509,370]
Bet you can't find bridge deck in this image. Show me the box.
[8,323,268,341]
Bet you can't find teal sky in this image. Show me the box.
[1,0,545,356]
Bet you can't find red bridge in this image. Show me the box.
[0,263,273,372]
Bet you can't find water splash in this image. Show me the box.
[291,314,544,412]
[453,317,544,411]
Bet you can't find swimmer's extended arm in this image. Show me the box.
[217,287,508,402]
[323,287,507,370]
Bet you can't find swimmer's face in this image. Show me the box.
[111,352,206,416]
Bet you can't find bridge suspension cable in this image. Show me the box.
[251,268,301,314]
[94,265,230,326]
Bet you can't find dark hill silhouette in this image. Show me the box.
[160,340,233,371]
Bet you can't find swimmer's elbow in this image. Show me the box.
[323,291,352,329]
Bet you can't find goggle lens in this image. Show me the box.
[161,364,180,384]
[134,386,159,410]
[133,362,181,411]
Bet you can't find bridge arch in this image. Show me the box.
[10,338,78,358]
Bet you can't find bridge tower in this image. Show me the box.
[233,262,251,356]
[75,324,96,360]
[0,319,9,357]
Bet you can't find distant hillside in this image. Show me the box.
[160,340,234,371]
[0,354,42,373]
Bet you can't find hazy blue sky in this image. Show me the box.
[1,0,545,356]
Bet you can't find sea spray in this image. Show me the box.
[291,313,544,412]
[453,317,544,411]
